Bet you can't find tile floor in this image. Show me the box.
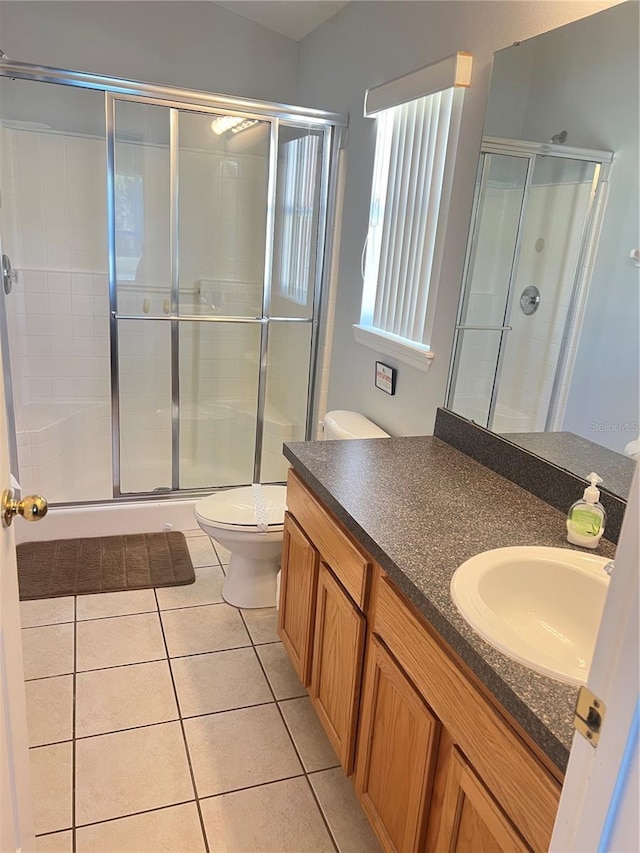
[22,530,381,853]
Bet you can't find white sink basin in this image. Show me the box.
[450,546,611,685]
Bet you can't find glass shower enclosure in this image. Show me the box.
[446,137,612,433]
[0,59,346,505]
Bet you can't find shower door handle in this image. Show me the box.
[2,254,18,295]
[1,489,48,527]
[455,325,512,332]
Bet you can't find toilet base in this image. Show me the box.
[222,552,280,609]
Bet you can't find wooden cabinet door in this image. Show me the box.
[356,635,440,853]
[433,748,530,853]
[310,562,366,773]
[278,513,319,685]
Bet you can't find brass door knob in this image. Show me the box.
[1,489,48,527]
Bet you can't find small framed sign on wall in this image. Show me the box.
[375,361,396,395]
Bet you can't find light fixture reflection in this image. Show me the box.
[211,116,259,136]
[211,115,242,135]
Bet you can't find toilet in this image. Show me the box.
[194,484,287,609]
[322,410,391,441]
[194,411,390,609]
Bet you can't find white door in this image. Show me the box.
[551,468,639,851]
[0,342,35,850]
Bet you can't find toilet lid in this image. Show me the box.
[195,485,287,530]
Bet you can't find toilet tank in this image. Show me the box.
[323,410,390,440]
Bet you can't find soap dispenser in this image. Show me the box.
[566,472,606,549]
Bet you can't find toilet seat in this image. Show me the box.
[194,485,287,532]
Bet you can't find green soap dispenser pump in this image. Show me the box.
[567,472,606,549]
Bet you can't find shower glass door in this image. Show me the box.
[112,98,327,495]
[448,153,530,426]
[176,110,270,490]
[113,98,272,494]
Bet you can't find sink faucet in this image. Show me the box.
[603,560,614,576]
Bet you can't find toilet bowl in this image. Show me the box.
[194,485,287,609]
[194,411,389,609]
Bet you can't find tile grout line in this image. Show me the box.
[36,600,191,841]
[34,692,285,748]
[26,640,255,681]
[191,771,308,803]
[21,619,75,630]
[239,609,341,853]
[21,555,221,630]
[37,798,197,837]
[46,757,330,840]
[24,549,222,844]
[25,671,75,683]
[25,635,257,685]
[20,556,222,632]
[209,540,228,570]
[27,692,333,749]
[26,556,345,848]
[76,595,227,623]
[153,586,211,853]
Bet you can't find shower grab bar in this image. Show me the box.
[455,324,512,331]
[112,313,314,323]
[112,312,268,324]
[264,317,314,323]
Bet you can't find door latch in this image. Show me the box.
[574,686,606,747]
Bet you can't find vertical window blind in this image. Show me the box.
[356,52,472,366]
[361,88,455,342]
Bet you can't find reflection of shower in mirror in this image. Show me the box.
[446,1,639,465]
[447,136,612,439]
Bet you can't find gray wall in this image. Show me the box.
[295,0,621,436]
[0,1,299,104]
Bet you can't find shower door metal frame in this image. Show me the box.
[446,137,613,432]
[0,56,347,505]
[106,94,331,498]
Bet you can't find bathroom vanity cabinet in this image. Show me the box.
[279,470,369,773]
[278,469,561,853]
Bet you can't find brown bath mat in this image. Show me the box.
[17,532,195,600]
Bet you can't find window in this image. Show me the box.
[276,134,321,305]
[355,52,472,371]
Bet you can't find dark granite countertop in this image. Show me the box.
[283,435,616,775]
[500,430,635,502]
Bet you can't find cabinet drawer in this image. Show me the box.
[287,470,370,609]
[373,572,560,853]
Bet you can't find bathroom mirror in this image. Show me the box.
[445,1,638,501]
